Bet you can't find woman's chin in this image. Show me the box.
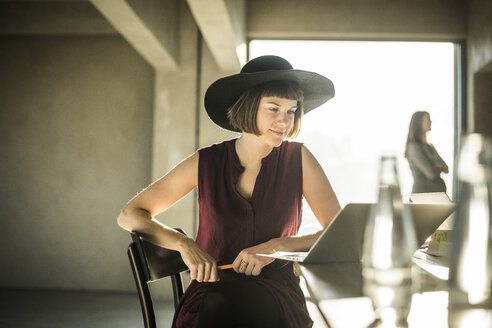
[269,137,285,147]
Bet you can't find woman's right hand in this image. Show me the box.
[178,238,219,283]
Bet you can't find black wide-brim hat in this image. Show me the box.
[204,55,335,132]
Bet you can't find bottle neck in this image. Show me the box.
[379,156,399,187]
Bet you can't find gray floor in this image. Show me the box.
[0,283,328,328]
[0,289,175,328]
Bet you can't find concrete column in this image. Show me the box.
[151,2,198,237]
[467,0,492,135]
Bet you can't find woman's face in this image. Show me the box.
[256,96,297,147]
[422,113,432,132]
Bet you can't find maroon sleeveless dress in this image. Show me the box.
[172,138,313,328]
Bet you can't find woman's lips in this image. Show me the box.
[270,129,284,137]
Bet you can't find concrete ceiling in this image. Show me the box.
[0,0,467,72]
[186,0,246,72]
[90,0,180,72]
[0,0,246,72]
[90,0,246,72]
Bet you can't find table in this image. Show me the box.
[299,250,452,327]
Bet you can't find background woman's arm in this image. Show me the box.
[430,144,449,173]
[407,143,442,179]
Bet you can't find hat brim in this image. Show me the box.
[205,69,335,132]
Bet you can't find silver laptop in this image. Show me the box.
[258,202,455,264]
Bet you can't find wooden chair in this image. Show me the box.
[127,230,188,328]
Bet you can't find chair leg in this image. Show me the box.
[170,273,184,309]
[128,245,156,328]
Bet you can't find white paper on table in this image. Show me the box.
[256,251,309,262]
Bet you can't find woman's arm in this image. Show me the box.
[430,144,449,174]
[272,145,341,251]
[301,145,341,227]
[117,152,218,282]
[232,145,341,276]
[407,143,442,179]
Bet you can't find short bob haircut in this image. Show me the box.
[227,80,304,139]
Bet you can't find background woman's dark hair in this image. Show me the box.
[404,110,430,157]
[227,80,304,138]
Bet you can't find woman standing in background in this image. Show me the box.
[405,110,449,193]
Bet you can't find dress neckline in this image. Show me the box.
[229,138,280,203]
[231,138,279,170]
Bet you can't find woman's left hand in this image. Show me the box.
[232,239,279,276]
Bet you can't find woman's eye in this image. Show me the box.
[268,107,278,112]
[288,110,296,115]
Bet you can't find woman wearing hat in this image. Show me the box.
[117,55,341,327]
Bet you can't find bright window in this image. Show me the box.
[249,40,456,233]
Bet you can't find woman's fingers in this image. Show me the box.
[179,240,220,282]
[209,263,219,282]
[203,262,211,282]
[232,250,250,273]
[202,260,219,282]
[244,260,268,276]
[232,253,243,272]
[192,261,220,282]
[251,264,263,276]
[244,262,254,276]
[189,261,217,282]
[232,246,277,276]
[196,263,204,282]
[233,255,271,276]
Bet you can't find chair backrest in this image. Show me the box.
[127,229,188,328]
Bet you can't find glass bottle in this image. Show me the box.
[448,134,492,327]
[362,155,418,327]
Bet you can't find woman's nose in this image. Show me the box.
[277,112,288,124]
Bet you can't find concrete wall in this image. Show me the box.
[199,45,239,148]
[467,0,492,136]
[0,36,154,291]
[247,0,467,40]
